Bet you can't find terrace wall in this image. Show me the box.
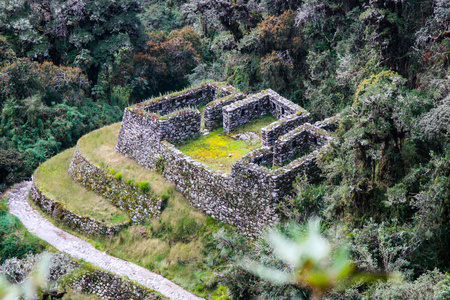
[69,147,162,223]
[30,181,129,236]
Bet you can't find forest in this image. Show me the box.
[1,0,450,299]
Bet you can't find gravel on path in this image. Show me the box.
[7,181,203,300]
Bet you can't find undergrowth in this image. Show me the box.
[0,195,47,263]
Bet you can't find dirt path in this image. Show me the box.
[8,181,203,300]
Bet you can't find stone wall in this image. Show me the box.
[115,84,336,235]
[160,142,279,233]
[30,181,129,236]
[115,109,279,234]
[1,253,165,300]
[69,147,162,223]
[139,82,237,116]
[261,112,312,149]
[222,89,303,134]
[264,89,303,119]
[231,147,324,199]
[143,84,216,115]
[70,270,166,300]
[273,124,330,166]
[204,93,245,131]
[313,114,341,132]
[158,109,201,144]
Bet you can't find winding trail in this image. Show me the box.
[8,181,202,300]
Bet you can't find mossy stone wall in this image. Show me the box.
[30,181,129,236]
[69,147,162,223]
[115,85,337,235]
[222,89,303,134]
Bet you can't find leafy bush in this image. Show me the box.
[0,198,46,263]
[137,181,150,194]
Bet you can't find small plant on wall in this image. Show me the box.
[155,156,166,174]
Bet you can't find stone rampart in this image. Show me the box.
[30,181,129,236]
[69,147,162,223]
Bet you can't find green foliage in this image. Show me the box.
[0,197,46,263]
[242,219,389,300]
[210,285,231,300]
[155,156,166,174]
[137,181,150,194]
[322,71,429,220]
[0,139,30,192]
[132,28,201,100]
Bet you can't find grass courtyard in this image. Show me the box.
[178,115,277,172]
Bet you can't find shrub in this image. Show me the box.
[155,156,166,174]
[115,172,122,180]
[137,181,150,193]
[0,198,46,263]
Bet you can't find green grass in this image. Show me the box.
[77,123,171,195]
[33,148,129,225]
[178,115,277,172]
[69,123,229,297]
[0,195,48,262]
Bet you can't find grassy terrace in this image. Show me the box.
[78,123,170,195]
[178,115,277,172]
[71,123,223,297]
[33,117,277,296]
[33,148,129,225]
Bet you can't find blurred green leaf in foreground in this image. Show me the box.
[242,219,390,300]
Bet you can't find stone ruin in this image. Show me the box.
[115,82,339,235]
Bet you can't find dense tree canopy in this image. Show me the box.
[1,0,450,298]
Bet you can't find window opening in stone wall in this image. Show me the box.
[281,107,285,116]
[241,109,245,117]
